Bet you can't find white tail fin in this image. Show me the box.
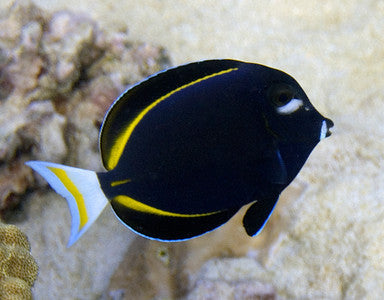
[26,161,108,247]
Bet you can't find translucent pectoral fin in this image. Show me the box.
[267,149,287,185]
[242,196,279,236]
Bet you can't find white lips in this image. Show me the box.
[276,98,304,115]
[320,120,327,140]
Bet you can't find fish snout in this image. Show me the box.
[320,118,334,140]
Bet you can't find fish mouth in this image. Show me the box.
[320,118,334,140]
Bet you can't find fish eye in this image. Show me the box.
[268,83,304,115]
[269,84,295,107]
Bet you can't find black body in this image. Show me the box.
[96,59,333,241]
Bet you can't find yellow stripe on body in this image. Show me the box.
[48,167,88,229]
[107,67,239,170]
[111,178,131,187]
[114,195,220,218]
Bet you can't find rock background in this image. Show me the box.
[0,1,170,299]
[1,0,384,299]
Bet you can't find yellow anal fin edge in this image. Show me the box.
[114,195,220,218]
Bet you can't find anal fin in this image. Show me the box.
[242,195,279,236]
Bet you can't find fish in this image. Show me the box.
[26,59,334,246]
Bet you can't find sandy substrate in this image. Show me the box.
[2,0,384,298]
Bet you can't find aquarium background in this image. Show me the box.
[1,0,383,298]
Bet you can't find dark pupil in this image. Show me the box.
[278,93,290,105]
[277,91,292,106]
[268,84,295,107]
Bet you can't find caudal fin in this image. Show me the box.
[26,161,108,247]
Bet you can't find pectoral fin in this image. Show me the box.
[267,148,287,185]
[242,195,279,236]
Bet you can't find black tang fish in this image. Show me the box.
[26,59,333,246]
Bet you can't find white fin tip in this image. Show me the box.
[320,120,328,140]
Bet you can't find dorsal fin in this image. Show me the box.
[99,59,241,170]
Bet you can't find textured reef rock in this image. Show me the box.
[107,236,277,300]
[0,0,170,217]
[0,223,38,299]
[185,258,275,300]
[3,0,384,299]
[106,186,303,299]
[0,0,170,298]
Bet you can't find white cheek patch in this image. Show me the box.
[276,98,304,115]
[320,120,327,140]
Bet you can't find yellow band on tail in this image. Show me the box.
[48,167,88,230]
[26,161,109,246]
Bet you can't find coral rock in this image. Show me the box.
[0,224,38,299]
[0,277,32,300]
[187,279,275,300]
[185,258,275,300]
[106,203,282,300]
[0,0,170,217]
[0,161,34,218]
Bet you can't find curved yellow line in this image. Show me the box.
[114,195,220,218]
[48,167,88,229]
[107,67,239,169]
[110,178,131,187]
